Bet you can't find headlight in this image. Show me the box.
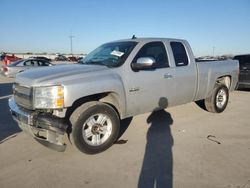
[33,85,64,109]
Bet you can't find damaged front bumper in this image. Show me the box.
[8,97,68,152]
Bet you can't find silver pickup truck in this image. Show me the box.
[9,38,239,154]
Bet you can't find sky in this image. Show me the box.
[0,0,249,57]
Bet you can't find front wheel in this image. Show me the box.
[205,83,229,113]
[69,101,120,154]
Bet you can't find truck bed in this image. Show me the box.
[194,60,239,101]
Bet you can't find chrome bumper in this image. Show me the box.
[9,97,34,125]
[8,97,67,152]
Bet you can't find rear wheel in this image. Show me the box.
[205,84,229,113]
[69,101,120,154]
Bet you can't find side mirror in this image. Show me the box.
[131,57,156,71]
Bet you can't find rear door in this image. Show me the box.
[170,41,197,105]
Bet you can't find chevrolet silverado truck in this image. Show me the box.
[9,38,239,154]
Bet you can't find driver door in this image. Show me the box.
[124,41,176,116]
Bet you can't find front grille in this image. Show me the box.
[13,83,33,109]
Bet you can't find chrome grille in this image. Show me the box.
[13,83,33,109]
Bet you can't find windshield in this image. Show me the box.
[8,59,24,67]
[80,41,137,67]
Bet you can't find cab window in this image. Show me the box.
[133,42,169,68]
[170,42,189,67]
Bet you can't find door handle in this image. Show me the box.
[164,73,173,79]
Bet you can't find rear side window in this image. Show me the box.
[38,60,50,66]
[133,42,169,68]
[24,60,32,66]
[170,42,189,67]
[24,60,39,66]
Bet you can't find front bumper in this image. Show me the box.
[8,97,68,152]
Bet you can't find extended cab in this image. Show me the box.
[9,38,239,154]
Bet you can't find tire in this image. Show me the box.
[69,101,120,154]
[205,83,229,113]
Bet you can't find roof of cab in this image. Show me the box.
[110,37,187,43]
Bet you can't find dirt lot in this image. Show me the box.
[0,75,250,188]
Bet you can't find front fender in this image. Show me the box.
[64,73,127,118]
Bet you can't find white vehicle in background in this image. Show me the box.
[1,58,53,78]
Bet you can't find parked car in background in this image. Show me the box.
[1,58,53,78]
[68,56,78,62]
[31,56,52,62]
[2,54,21,65]
[77,56,85,63]
[0,53,6,61]
[233,54,250,89]
[54,55,68,61]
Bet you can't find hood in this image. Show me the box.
[15,64,109,86]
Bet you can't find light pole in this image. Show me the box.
[69,35,75,56]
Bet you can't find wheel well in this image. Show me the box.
[216,76,231,89]
[65,92,121,120]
